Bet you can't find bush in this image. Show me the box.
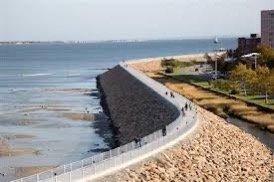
[161,58,195,69]
[161,58,177,67]
[230,89,239,95]
[165,67,174,73]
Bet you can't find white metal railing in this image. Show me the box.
[11,62,198,182]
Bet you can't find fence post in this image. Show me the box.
[81,160,84,181]
[114,155,117,167]
[69,163,72,182]
[94,162,96,174]
[51,169,54,182]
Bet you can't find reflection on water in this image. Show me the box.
[227,117,274,152]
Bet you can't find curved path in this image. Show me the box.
[12,62,199,182]
[81,63,199,181]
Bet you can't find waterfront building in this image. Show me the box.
[261,10,274,47]
[237,34,261,55]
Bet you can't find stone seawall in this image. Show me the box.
[97,65,180,146]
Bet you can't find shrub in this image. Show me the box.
[165,67,174,73]
[230,89,239,95]
[161,58,195,69]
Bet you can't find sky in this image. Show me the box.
[1,0,274,41]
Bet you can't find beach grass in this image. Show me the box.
[169,72,274,110]
[147,72,274,133]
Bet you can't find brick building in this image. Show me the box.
[261,10,274,48]
[237,34,261,55]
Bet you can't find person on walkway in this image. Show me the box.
[134,138,139,148]
[162,127,167,136]
[138,138,142,147]
[181,107,185,116]
[185,103,188,111]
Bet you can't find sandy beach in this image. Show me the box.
[128,52,224,72]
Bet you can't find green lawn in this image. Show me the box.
[169,72,274,110]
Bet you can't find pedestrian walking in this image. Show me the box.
[134,138,139,148]
[138,138,142,147]
[162,127,167,136]
[181,107,185,116]
[185,103,188,111]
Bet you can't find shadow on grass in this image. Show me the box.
[172,74,208,83]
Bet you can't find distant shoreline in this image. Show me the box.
[0,37,237,45]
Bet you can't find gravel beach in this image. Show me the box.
[97,107,274,182]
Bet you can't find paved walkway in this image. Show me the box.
[81,62,199,181]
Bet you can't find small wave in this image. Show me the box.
[21,73,52,77]
[67,73,81,77]
[88,68,108,71]
[8,88,29,93]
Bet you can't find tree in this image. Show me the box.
[269,70,274,96]
[256,66,271,103]
[256,45,274,68]
[230,64,256,96]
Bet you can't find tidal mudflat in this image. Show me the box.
[0,87,112,181]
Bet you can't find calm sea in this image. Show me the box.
[0,39,237,181]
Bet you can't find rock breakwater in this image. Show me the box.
[97,65,180,146]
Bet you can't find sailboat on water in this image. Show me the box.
[214,37,219,44]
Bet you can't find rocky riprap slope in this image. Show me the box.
[97,65,179,146]
[97,108,274,182]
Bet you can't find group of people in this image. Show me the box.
[165,90,193,116]
[166,91,175,98]
[131,90,195,149]
[181,102,192,118]
[134,137,142,148]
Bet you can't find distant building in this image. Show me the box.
[237,34,261,55]
[261,10,274,48]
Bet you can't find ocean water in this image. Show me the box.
[0,39,237,181]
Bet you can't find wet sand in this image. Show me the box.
[14,166,55,179]
[0,139,37,157]
[62,112,96,121]
[0,87,112,181]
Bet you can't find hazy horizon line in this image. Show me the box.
[0,34,246,43]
